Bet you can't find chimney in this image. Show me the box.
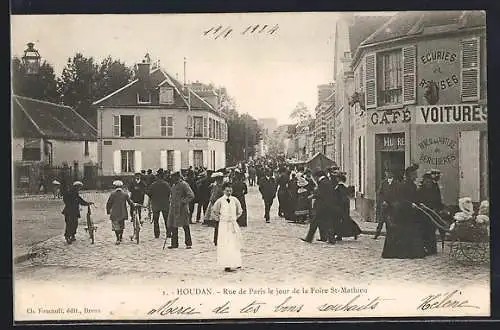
[137,60,151,85]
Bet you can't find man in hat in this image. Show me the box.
[106,180,134,245]
[129,172,147,223]
[204,172,224,227]
[195,170,211,223]
[302,170,336,244]
[417,171,443,256]
[374,169,398,239]
[258,169,278,223]
[167,171,195,249]
[62,181,93,244]
[148,170,172,239]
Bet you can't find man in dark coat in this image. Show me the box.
[129,172,147,222]
[62,181,92,244]
[248,165,257,186]
[195,171,211,223]
[417,172,443,256]
[302,171,336,244]
[374,169,398,239]
[334,173,361,240]
[167,171,195,249]
[259,169,278,223]
[148,170,172,239]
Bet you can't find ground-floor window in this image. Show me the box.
[167,150,174,171]
[121,150,134,173]
[193,150,203,168]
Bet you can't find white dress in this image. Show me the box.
[212,195,243,268]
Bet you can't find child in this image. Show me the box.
[52,180,61,199]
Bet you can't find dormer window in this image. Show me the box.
[137,90,151,104]
[159,87,174,105]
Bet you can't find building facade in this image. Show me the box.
[314,84,335,157]
[332,13,391,187]
[94,61,227,177]
[13,95,98,192]
[350,11,487,221]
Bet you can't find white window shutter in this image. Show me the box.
[113,115,120,137]
[187,115,193,137]
[402,45,417,104]
[113,150,121,174]
[221,151,226,168]
[188,150,194,167]
[174,150,182,171]
[461,38,480,102]
[160,150,167,169]
[135,116,141,136]
[202,150,209,168]
[365,53,377,109]
[134,150,142,172]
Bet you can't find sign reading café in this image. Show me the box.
[416,104,487,124]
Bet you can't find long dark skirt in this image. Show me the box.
[337,216,362,238]
[421,219,438,255]
[382,212,425,259]
[277,189,289,217]
[236,196,247,227]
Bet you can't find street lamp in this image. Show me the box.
[22,42,41,75]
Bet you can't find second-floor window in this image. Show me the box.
[114,115,141,137]
[193,116,203,137]
[378,50,402,106]
[161,116,174,137]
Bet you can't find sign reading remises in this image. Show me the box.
[416,104,487,124]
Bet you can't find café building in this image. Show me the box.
[350,11,487,221]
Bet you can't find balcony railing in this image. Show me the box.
[378,87,402,106]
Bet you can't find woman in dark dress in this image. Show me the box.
[232,172,248,227]
[287,173,298,222]
[277,168,290,219]
[334,173,361,240]
[382,164,426,259]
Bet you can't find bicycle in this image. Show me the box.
[84,204,97,244]
[130,204,146,244]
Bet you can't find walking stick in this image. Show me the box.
[163,236,168,250]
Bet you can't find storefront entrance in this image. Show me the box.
[375,133,406,189]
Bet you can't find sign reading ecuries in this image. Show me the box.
[416,104,487,124]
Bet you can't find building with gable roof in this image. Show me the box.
[12,94,98,192]
[347,11,487,221]
[93,59,227,177]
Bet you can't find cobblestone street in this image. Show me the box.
[14,185,489,287]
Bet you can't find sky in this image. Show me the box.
[11,12,393,125]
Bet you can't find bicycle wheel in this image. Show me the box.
[135,216,140,244]
[90,225,95,244]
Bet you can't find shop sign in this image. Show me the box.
[416,104,487,124]
[376,133,405,151]
[418,136,458,166]
[370,108,411,126]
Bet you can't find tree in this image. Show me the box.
[57,53,134,125]
[225,106,261,165]
[11,57,59,103]
[289,101,312,123]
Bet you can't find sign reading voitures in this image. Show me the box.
[416,104,487,124]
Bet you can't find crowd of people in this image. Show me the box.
[60,156,453,273]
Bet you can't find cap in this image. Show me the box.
[211,172,223,178]
[112,180,124,187]
[72,181,83,186]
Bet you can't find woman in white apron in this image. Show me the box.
[211,182,243,272]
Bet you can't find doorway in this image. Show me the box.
[377,151,405,188]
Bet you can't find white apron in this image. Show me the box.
[213,196,243,268]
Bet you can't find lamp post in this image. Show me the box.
[22,42,41,76]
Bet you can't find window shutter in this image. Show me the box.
[168,116,174,137]
[160,150,167,169]
[113,115,120,137]
[402,45,417,104]
[221,151,226,168]
[135,116,141,136]
[187,115,193,137]
[134,150,142,172]
[203,117,208,137]
[202,150,209,168]
[188,150,194,167]
[461,38,480,102]
[173,150,182,171]
[365,53,377,109]
[113,150,121,174]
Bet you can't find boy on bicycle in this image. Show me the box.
[106,180,136,245]
[129,172,147,224]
